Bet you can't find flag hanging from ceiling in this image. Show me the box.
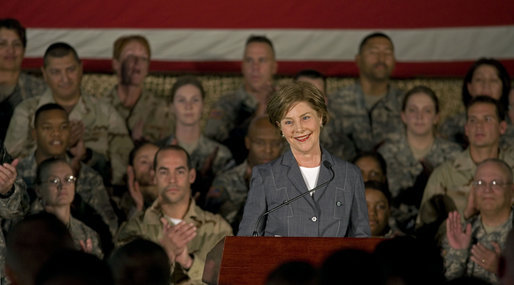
[2,0,514,77]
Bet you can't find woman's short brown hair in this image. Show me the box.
[267,81,328,128]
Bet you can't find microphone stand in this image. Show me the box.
[252,161,335,236]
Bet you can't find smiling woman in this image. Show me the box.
[238,81,370,237]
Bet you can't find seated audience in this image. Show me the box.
[5,212,75,285]
[35,249,113,285]
[328,32,404,153]
[158,76,234,204]
[101,35,173,143]
[4,42,133,185]
[16,103,118,236]
[204,35,277,164]
[443,158,513,284]
[116,141,159,221]
[0,18,46,141]
[0,143,28,283]
[378,86,461,233]
[33,158,103,258]
[439,58,511,149]
[418,96,514,241]
[205,115,283,232]
[352,151,388,184]
[109,238,171,285]
[365,181,393,237]
[116,145,232,284]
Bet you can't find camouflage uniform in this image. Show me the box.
[16,152,118,235]
[116,199,232,285]
[320,111,357,160]
[417,147,514,228]
[328,81,404,152]
[68,216,103,258]
[442,208,513,284]
[205,160,250,228]
[101,86,174,142]
[0,73,46,141]
[438,112,467,146]
[378,133,461,198]
[0,145,30,282]
[4,88,134,185]
[378,132,461,232]
[159,134,235,175]
[204,86,257,143]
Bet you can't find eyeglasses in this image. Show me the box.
[44,175,77,187]
[472,179,511,192]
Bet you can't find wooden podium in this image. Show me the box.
[203,236,384,285]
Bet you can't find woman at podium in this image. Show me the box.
[238,82,370,237]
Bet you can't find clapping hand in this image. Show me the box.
[446,211,472,250]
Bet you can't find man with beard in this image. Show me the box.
[328,32,404,153]
[116,145,232,284]
[101,35,174,143]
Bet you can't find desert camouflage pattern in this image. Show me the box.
[4,89,133,185]
[101,86,174,142]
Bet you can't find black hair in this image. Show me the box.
[33,103,67,127]
[358,32,393,53]
[466,95,505,122]
[462,58,511,107]
[43,42,80,67]
[0,18,26,48]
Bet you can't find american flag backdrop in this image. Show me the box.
[2,0,514,77]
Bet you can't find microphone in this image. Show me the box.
[252,160,335,236]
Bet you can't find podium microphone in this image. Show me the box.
[252,160,335,236]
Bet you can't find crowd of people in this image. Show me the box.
[0,17,513,285]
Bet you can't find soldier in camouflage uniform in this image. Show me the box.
[378,86,461,233]
[0,18,47,141]
[158,76,234,204]
[204,35,277,164]
[4,42,133,185]
[0,143,29,283]
[31,158,103,258]
[101,35,174,143]
[116,146,232,285]
[418,97,514,239]
[438,58,511,149]
[328,32,404,153]
[16,103,118,236]
[205,115,283,231]
[443,159,513,284]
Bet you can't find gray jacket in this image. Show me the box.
[238,147,370,237]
